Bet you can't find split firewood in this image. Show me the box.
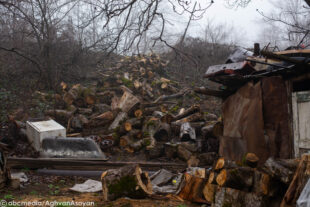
[101,165,152,201]
[173,104,200,121]
[281,154,310,207]
[263,157,295,185]
[208,171,218,185]
[216,167,254,191]
[177,173,207,203]
[118,91,140,113]
[108,112,128,131]
[245,153,259,168]
[85,111,115,128]
[63,84,83,105]
[214,157,238,171]
[203,183,217,203]
[180,122,196,141]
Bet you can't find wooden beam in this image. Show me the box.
[7,157,187,171]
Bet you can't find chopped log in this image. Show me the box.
[85,111,115,128]
[127,129,143,140]
[214,158,238,171]
[177,145,192,161]
[216,167,254,191]
[194,87,230,98]
[213,187,264,207]
[63,84,83,105]
[160,114,174,124]
[180,122,196,141]
[203,113,218,121]
[263,157,294,185]
[143,107,158,116]
[118,91,140,113]
[208,171,218,185]
[119,136,131,147]
[134,109,143,118]
[154,89,189,103]
[101,165,152,201]
[108,112,128,131]
[173,104,200,121]
[245,153,259,168]
[125,118,142,129]
[175,112,202,123]
[164,143,178,159]
[45,109,73,125]
[253,170,277,196]
[177,173,206,203]
[198,152,218,166]
[203,183,217,203]
[71,114,89,130]
[77,108,93,115]
[154,122,171,141]
[93,104,111,114]
[281,154,310,207]
[187,156,199,167]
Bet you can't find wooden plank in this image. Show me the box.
[7,157,187,171]
[292,92,300,158]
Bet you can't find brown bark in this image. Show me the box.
[214,158,238,171]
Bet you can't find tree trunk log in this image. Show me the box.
[101,165,152,201]
[216,167,254,191]
[281,154,310,207]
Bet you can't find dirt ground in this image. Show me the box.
[0,170,202,207]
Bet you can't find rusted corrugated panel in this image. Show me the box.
[261,77,292,159]
[221,81,269,164]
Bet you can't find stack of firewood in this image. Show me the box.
[37,54,220,160]
[99,155,309,207]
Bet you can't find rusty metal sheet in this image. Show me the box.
[221,81,269,164]
[262,77,292,159]
[204,61,256,78]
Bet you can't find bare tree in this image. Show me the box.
[258,0,310,48]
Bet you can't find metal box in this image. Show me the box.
[26,119,66,151]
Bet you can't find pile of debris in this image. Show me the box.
[99,153,310,207]
[7,54,220,162]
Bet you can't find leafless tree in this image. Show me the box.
[257,0,310,48]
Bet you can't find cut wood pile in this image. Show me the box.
[100,154,310,207]
[27,54,221,162]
